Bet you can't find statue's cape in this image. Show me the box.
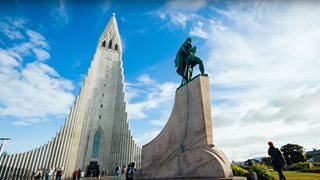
[174,50,184,76]
[174,41,189,77]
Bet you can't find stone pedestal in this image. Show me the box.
[138,75,239,179]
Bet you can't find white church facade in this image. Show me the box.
[0,14,141,179]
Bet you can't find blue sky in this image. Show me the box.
[1,0,320,162]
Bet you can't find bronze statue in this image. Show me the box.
[174,37,206,85]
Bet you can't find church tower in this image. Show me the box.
[0,14,141,178]
[75,13,141,174]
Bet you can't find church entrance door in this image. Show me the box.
[87,161,100,177]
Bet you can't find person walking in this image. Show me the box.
[126,162,135,180]
[72,169,78,180]
[77,168,82,180]
[34,169,42,180]
[268,141,287,180]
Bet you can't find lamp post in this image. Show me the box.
[288,154,292,165]
[0,138,11,154]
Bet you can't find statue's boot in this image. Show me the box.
[199,61,207,76]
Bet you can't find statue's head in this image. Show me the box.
[186,37,192,42]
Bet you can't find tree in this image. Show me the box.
[243,159,260,166]
[261,156,272,166]
[281,143,306,164]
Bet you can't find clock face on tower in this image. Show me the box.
[106,54,112,60]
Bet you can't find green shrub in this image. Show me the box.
[249,164,274,180]
[231,164,249,177]
[312,162,320,169]
[290,162,314,171]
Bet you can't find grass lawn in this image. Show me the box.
[271,171,320,180]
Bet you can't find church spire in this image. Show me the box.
[99,13,122,53]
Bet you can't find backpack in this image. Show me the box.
[273,148,285,165]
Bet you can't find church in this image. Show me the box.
[0,14,141,178]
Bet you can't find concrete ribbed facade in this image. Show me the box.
[0,14,141,179]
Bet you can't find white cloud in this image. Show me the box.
[32,48,50,61]
[155,11,188,29]
[6,29,50,62]
[170,12,187,29]
[189,21,209,39]
[0,50,20,67]
[0,17,26,40]
[157,11,166,20]
[13,118,41,126]
[155,2,208,33]
[126,75,178,121]
[134,129,161,147]
[101,0,111,13]
[0,17,75,125]
[149,109,172,127]
[201,1,320,161]
[137,74,154,85]
[125,74,179,146]
[51,0,70,25]
[166,0,207,12]
[27,30,49,49]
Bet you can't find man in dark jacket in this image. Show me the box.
[268,141,286,180]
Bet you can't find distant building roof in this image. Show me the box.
[306,150,320,155]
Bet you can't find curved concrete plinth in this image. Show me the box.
[139,75,234,179]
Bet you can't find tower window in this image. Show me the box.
[114,44,118,51]
[104,84,106,87]
[102,94,104,97]
[108,40,112,49]
[101,104,103,108]
[91,130,101,158]
[99,115,101,119]
[101,40,106,47]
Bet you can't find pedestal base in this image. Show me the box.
[140,76,234,179]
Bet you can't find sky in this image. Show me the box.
[0,0,320,162]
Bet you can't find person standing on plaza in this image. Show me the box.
[55,167,62,180]
[268,141,287,180]
[101,169,105,177]
[120,165,126,178]
[44,168,49,180]
[48,166,54,180]
[114,164,120,180]
[126,162,135,180]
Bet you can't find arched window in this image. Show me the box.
[114,44,118,51]
[101,40,106,47]
[91,130,101,158]
[108,40,112,49]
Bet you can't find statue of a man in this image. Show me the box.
[174,37,205,83]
